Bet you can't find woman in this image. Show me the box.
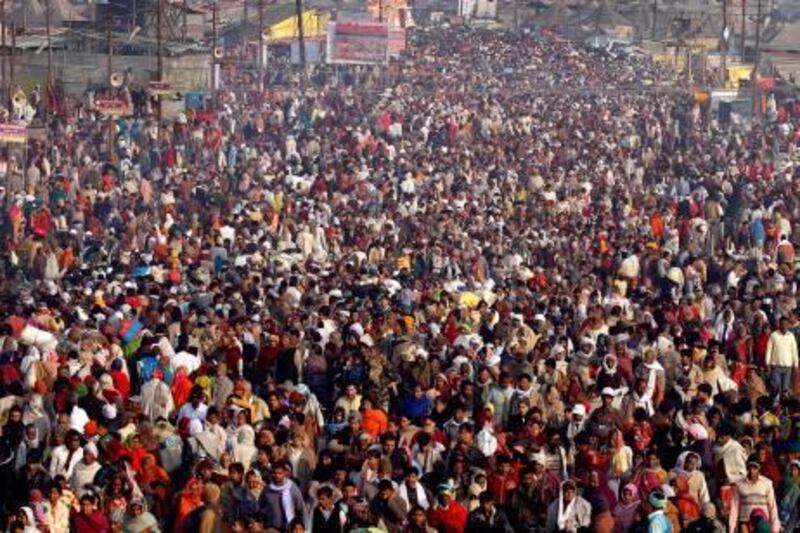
[136,453,171,497]
[42,484,71,533]
[779,460,800,533]
[672,451,709,507]
[122,498,160,533]
[608,430,633,497]
[174,478,203,532]
[614,484,640,533]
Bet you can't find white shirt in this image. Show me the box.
[177,402,209,423]
[49,445,83,480]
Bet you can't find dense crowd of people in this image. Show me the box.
[0,22,798,533]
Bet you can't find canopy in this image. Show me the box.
[266,9,328,42]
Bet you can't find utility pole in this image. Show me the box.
[258,0,264,90]
[156,0,163,133]
[182,0,187,42]
[243,0,248,51]
[295,0,306,82]
[211,0,217,97]
[740,0,746,61]
[107,1,114,160]
[378,0,383,22]
[652,0,657,39]
[45,0,52,95]
[156,0,164,79]
[1,0,5,107]
[753,0,762,118]
[106,3,112,87]
[721,0,728,86]
[9,22,14,111]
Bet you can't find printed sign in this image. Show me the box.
[327,21,389,65]
[0,124,27,143]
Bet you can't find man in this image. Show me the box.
[310,485,346,533]
[729,457,781,533]
[765,317,799,396]
[466,492,514,533]
[647,490,673,533]
[427,483,468,533]
[442,403,469,448]
[396,466,431,511]
[714,425,747,486]
[229,468,264,523]
[49,430,83,481]
[177,387,209,423]
[588,387,623,440]
[545,480,591,532]
[369,479,408,533]
[140,369,174,422]
[69,442,101,497]
[334,383,362,418]
[259,461,305,531]
[508,461,559,529]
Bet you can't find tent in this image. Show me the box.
[266,9,329,41]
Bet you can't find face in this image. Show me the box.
[411,508,426,525]
[622,487,635,503]
[80,499,93,515]
[67,435,81,451]
[318,493,333,510]
[273,467,287,485]
[684,455,697,472]
[563,485,576,504]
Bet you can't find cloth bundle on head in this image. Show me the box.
[84,441,98,458]
[202,483,221,504]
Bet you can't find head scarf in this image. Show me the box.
[614,484,640,531]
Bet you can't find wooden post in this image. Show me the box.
[295,0,306,83]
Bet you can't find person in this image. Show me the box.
[546,480,592,533]
[407,504,436,533]
[48,430,83,481]
[370,479,408,533]
[426,483,468,533]
[729,457,781,533]
[122,497,161,533]
[396,466,431,511]
[197,483,223,533]
[684,503,726,533]
[69,442,101,497]
[309,485,346,533]
[72,493,110,533]
[614,484,641,533]
[229,468,264,523]
[779,460,800,533]
[466,492,514,533]
[260,461,305,531]
[765,317,799,396]
[646,490,673,533]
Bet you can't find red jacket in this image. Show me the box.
[427,502,468,533]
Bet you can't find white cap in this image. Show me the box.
[571,404,587,417]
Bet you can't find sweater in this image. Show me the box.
[765,331,799,368]
[427,502,468,533]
